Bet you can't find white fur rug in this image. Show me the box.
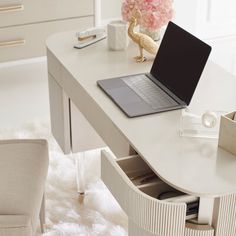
[0,121,128,236]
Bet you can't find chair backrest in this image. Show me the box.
[0,139,49,233]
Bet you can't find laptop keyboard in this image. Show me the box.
[122,75,178,109]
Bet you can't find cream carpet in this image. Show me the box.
[0,121,128,236]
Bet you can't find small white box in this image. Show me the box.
[218,111,236,156]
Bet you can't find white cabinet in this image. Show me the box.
[0,0,94,62]
[0,17,93,62]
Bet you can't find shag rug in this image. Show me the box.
[0,120,128,236]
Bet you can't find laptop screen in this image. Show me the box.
[150,21,211,105]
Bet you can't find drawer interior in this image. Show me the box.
[139,182,183,199]
[117,155,184,196]
[116,155,199,220]
[117,155,161,187]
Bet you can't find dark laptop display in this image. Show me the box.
[97,21,212,117]
[151,22,212,105]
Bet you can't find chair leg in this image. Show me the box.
[75,153,85,200]
[39,194,45,233]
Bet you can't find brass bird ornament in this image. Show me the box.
[128,9,159,62]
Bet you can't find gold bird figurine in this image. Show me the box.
[128,9,159,62]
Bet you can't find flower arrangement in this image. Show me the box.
[122,0,174,31]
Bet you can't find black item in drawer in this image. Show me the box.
[186,201,199,216]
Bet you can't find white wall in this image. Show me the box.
[173,0,236,39]
[173,0,236,76]
[173,0,199,35]
[100,0,236,38]
[101,0,122,20]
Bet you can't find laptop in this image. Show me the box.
[97,21,212,118]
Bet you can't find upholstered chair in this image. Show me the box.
[0,139,49,236]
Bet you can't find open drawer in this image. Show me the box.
[101,150,187,235]
[101,150,215,236]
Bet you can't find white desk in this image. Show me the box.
[47,30,236,236]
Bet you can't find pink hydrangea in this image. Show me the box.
[121,0,135,22]
[121,0,173,30]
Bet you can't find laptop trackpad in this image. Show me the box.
[107,87,143,104]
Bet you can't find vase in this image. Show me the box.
[140,26,160,41]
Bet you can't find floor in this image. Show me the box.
[0,37,236,130]
[0,57,49,130]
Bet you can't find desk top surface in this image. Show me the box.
[47,31,236,197]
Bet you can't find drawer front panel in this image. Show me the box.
[0,16,93,62]
[0,0,94,27]
[101,150,187,236]
[101,150,130,212]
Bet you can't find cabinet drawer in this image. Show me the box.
[0,0,94,28]
[0,16,93,62]
[101,150,187,236]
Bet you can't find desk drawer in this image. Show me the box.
[0,16,93,62]
[0,0,94,28]
[101,150,215,236]
[101,150,186,236]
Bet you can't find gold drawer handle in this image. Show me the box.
[0,4,24,13]
[0,39,26,48]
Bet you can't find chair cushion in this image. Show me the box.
[0,215,32,236]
